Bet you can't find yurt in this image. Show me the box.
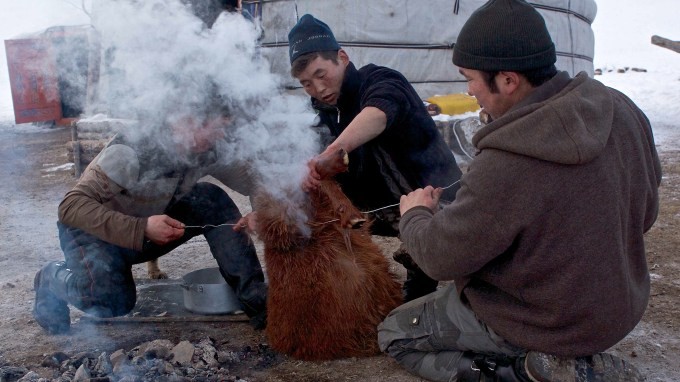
[244,0,597,97]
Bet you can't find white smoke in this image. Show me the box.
[92,0,319,194]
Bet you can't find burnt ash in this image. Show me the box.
[1,338,283,382]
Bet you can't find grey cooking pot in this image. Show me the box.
[181,267,242,315]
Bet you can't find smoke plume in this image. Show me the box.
[92,0,319,196]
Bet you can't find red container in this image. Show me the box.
[5,37,62,124]
[5,25,93,125]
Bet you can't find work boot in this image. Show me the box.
[392,246,438,302]
[524,351,645,382]
[33,261,72,334]
[248,309,267,331]
[457,351,530,382]
[238,279,268,330]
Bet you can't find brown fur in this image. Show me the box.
[255,180,403,361]
[146,259,167,279]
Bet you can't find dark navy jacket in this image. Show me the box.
[313,62,462,213]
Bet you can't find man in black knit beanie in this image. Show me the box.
[377,0,660,381]
[287,14,464,303]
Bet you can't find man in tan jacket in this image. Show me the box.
[33,96,268,334]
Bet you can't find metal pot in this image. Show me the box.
[181,267,242,315]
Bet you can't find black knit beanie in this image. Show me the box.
[453,0,556,71]
[288,14,341,64]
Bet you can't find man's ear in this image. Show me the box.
[337,49,350,66]
[497,71,522,94]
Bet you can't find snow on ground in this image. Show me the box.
[597,69,680,151]
[591,0,679,149]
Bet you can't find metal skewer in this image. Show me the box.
[184,223,245,229]
[185,179,461,228]
[361,179,461,214]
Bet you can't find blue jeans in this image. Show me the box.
[57,182,266,318]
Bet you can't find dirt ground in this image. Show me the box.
[0,124,678,381]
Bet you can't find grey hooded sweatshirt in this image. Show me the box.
[399,72,662,357]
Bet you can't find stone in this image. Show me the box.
[0,366,29,382]
[170,341,195,366]
[72,364,91,382]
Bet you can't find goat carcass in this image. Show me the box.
[255,180,403,360]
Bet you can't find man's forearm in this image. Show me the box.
[328,106,387,153]
[59,191,147,251]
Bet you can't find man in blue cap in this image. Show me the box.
[288,14,463,303]
[376,0,660,381]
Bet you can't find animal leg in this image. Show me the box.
[146,259,168,279]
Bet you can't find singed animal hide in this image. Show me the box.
[255,180,403,361]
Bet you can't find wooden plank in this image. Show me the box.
[79,314,249,324]
[651,35,680,54]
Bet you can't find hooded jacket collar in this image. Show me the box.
[473,72,614,165]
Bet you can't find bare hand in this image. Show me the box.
[302,147,349,192]
[145,215,185,245]
[399,186,443,216]
[233,211,258,234]
[302,159,322,192]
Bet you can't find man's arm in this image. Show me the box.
[58,166,150,251]
[304,106,387,189]
[325,106,387,154]
[59,145,186,251]
[59,167,186,250]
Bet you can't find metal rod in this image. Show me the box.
[361,179,461,214]
[185,179,462,228]
[184,223,244,229]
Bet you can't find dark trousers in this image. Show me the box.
[57,182,267,318]
[378,285,522,381]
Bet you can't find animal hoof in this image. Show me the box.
[148,270,168,280]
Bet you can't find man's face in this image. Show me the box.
[459,67,514,120]
[295,51,348,105]
[171,115,228,154]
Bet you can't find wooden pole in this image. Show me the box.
[651,35,680,54]
[85,28,101,115]
[79,314,249,324]
[71,122,82,178]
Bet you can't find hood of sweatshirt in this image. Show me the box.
[472,72,614,165]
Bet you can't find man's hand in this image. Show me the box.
[145,215,185,245]
[302,147,349,191]
[400,186,443,216]
[302,159,323,191]
[233,211,258,234]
